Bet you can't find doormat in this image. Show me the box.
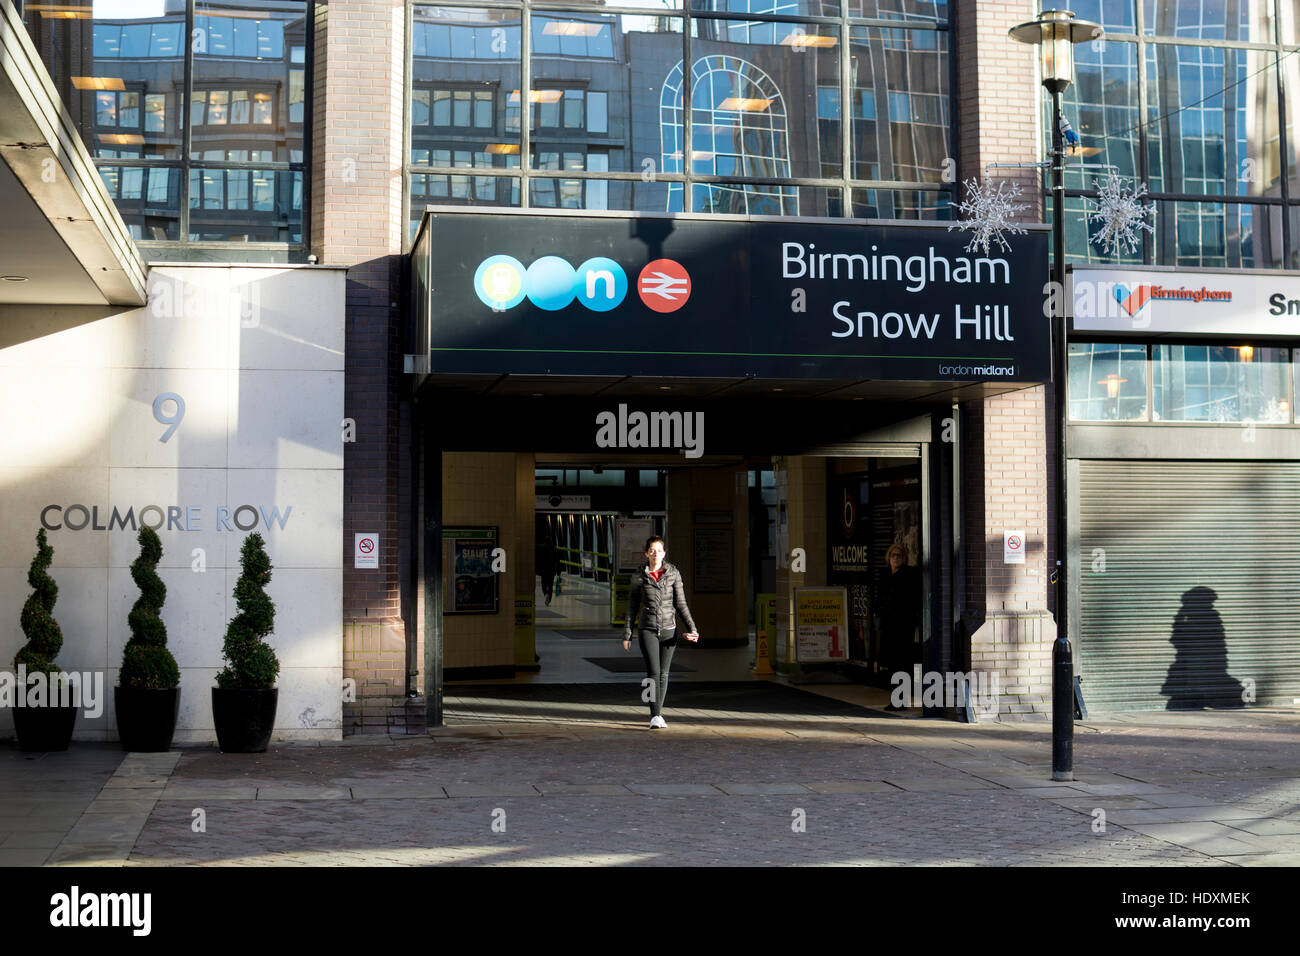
[583,657,695,674]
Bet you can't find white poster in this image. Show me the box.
[355,532,379,569]
[1003,530,1025,565]
[616,518,654,572]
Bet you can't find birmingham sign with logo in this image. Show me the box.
[419,210,1051,382]
[1071,266,1300,336]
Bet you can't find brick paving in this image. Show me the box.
[5,686,1299,866]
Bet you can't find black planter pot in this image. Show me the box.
[211,687,278,753]
[13,702,78,753]
[115,686,181,752]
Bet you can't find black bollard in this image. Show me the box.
[1052,630,1074,780]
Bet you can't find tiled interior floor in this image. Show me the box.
[450,576,900,713]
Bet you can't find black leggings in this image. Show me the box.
[637,627,677,718]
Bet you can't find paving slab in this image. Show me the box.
[534,784,632,796]
[45,842,137,865]
[83,797,166,812]
[965,774,1060,788]
[159,786,258,800]
[442,784,541,798]
[1046,795,1164,812]
[350,785,449,800]
[1062,782,1175,796]
[1232,853,1300,866]
[1138,792,1236,809]
[714,783,813,795]
[1122,822,1275,855]
[803,780,901,794]
[0,848,52,866]
[255,787,351,800]
[0,830,66,849]
[883,777,1001,792]
[624,783,724,796]
[1222,818,1300,836]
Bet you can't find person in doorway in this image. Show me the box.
[537,535,559,605]
[875,543,921,694]
[621,536,699,729]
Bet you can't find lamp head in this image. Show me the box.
[1009,9,1101,94]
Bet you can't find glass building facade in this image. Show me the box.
[1053,0,1300,269]
[22,0,310,255]
[406,0,953,242]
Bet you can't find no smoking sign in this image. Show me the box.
[1003,530,1025,565]
[355,533,379,569]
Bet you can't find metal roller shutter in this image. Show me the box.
[1077,459,1300,711]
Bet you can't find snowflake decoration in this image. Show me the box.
[1083,174,1154,255]
[948,178,1030,255]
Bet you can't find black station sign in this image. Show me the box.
[419,211,1051,382]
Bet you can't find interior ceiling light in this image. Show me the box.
[717,97,771,112]
[72,76,125,91]
[779,34,837,48]
[99,133,145,145]
[34,6,92,19]
[542,21,603,37]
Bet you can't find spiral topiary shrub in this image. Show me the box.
[120,526,180,690]
[16,529,63,676]
[215,532,279,689]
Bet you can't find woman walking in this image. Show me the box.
[622,536,699,729]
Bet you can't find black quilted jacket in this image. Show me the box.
[623,561,697,639]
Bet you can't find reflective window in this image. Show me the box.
[1068,342,1148,421]
[1145,44,1278,199]
[405,2,949,238]
[24,1,309,251]
[1153,345,1291,422]
[1151,200,1273,269]
[1144,0,1272,41]
[193,2,306,162]
[845,0,947,21]
[412,7,522,168]
[850,27,949,183]
[1059,41,1140,191]
[850,188,948,219]
[1049,0,1135,34]
[1055,2,1300,268]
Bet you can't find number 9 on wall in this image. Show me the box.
[153,392,186,443]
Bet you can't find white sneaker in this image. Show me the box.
[649,715,667,729]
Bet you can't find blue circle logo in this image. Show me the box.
[473,255,527,310]
[573,257,627,312]
[526,256,578,311]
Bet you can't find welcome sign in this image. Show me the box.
[418,211,1051,382]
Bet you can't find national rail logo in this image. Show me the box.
[473,254,691,313]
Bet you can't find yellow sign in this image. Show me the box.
[610,576,631,626]
[754,593,777,675]
[794,587,849,663]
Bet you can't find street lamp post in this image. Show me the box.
[1010,9,1098,782]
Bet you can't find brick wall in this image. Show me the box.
[314,1,415,732]
[954,0,1055,719]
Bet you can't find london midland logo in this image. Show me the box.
[474,255,690,313]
